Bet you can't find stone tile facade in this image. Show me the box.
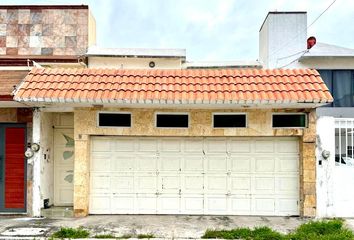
[0,7,90,56]
[73,108,317,217]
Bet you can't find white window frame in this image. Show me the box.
[271,112,308,129]
[155,112,190,129]
[212,112,248,128]
[97,111,132,128]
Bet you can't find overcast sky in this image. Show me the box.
[3,0,354,61]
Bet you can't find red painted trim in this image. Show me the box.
[0,95,14,101]
[4,128,25,209]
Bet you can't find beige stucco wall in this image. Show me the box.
[88,56,183,69]
[73,107,317,217]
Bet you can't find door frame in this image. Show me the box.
[0,123,27,213]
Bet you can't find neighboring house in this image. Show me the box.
[13,67,332,217]
[0,4,95,216]
[259,11,354,217]
[86,47,262,70]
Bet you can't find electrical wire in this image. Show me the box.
[267,0,338,62]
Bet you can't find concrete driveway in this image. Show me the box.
[0,215,309,239]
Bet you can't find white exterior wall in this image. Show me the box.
[88,56,183,69]
[259,12,307,68]
[316,116,336,218]
[39,113,54,208]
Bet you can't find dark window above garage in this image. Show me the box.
[213,114,246,128]
[272,114,307,128]
[156,114,189,128]
[98,113,131,127]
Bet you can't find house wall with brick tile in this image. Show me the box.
[0,5,95,56]
[72,107,317,217]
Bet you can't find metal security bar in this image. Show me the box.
[335,119,354,166]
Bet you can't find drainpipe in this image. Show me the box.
[32,108,42,217]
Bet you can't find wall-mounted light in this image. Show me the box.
[322,150,330,159]
[31,143,40,152]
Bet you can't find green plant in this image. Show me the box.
[51,227,90,239]
[116,234,133,239]
[94,233,116,238]
[137,233,155,239]
[202,226,284,240]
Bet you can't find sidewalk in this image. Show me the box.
[0,215,309,239]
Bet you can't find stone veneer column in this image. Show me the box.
[73,134,90,217]
[300,109,317,217]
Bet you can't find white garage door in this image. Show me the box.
[89,137,299,216]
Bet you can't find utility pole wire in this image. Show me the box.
[268,0,338,62]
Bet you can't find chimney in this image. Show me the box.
[259,12,307,68]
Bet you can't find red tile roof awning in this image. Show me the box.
[14,68,333,107]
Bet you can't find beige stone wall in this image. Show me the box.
[73,107,317,217]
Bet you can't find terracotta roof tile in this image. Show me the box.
[14,68,333,106]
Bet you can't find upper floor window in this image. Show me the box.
[318,70,354,107]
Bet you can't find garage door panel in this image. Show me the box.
[161,176,180,191]
[183,155,204,171]
[255,198,275,213]
[231,177,251,193]
[137,194,157,213]
[184,138,203,152]
[277,176,298,193]
[90,137,299,216]
[90,195,111,214]
[230,156,252,172]
[111,155,135,171]
[255,157,275,172]
[161,139,182,152]
[92,138,112,152]
[230,140,251,153]
[91,153,111,171]
[159,155,181,171]
[90,175,110,194]
[183,175,204,193]
[254,177,275,192]
[137,139,158,152]
[231,197,251,213]
[111,195,135,213]
[255,140,275,153]
[182,195,204,213]
[137,175,157,193]
[277,198,298,214]
[111,175,134,193]
[205,138,227,153]
[113,138,135,152]
[206,195,228,213]
[136,155,157,171]
[207,155,227,172]
[279,157,299,172]
[159,195,180,213]
[207,176,228,192]
[277,140,299,153]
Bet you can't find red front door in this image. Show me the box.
[0,124,26,212]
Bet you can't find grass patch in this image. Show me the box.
[52,227,90,239]
[202,219,354,240]
[116,234,133,239]
[94,233,116,238]
[202,226,284,240]
[287,219,354,240]
[137,233,155,238]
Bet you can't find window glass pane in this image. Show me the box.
[99,113,131,127]
[333,70,352,107]
[213,114,246,128]
[272,114,306,128]
[318,70,333,107]
[156,114,188,128]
